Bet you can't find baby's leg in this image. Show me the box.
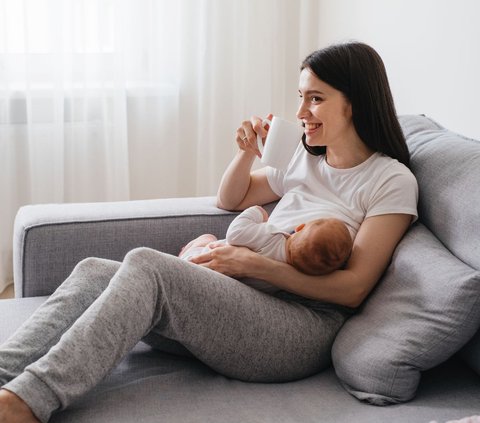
[179,234,217,258]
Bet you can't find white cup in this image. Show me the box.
[256,116,304,170]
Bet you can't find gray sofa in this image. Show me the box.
[2,114,480,422]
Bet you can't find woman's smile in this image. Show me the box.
[304,122,323,138]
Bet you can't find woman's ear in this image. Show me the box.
[343,100,353,119]
[295,223,305,233]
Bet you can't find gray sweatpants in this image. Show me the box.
[0,248,351,422]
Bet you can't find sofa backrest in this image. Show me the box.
[399,115,480,271]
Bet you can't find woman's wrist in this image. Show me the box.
[245,252,279,280]
[245,253,318,297]
[235,148,257,165]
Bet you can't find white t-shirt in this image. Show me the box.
[266,145,418,239]
[226,205,289,262]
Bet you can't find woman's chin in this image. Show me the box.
[305,137,324,148]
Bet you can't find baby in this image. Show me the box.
[179,205,353,279]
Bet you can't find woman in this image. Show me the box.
[0,42,417,423]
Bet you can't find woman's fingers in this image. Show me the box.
[190,250,214,265]
[189,245,245,277]
[252,113,272,139]
[236,119,260,157]
[207,241,226,249]
[236,113,273,158]
[252,113,273,156]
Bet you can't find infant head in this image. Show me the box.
[286,218,352,275]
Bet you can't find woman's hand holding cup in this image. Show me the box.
[236,113,273,158]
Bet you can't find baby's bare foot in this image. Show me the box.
[179,234,218,256]
[0,389,40,423]
[193,234,218,245]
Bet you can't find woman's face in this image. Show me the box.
[296,68,354,148]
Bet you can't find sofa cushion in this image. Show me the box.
[332,223,480,404]
[3,297,480,422]
[0,297,46,340]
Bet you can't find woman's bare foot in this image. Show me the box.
[179,234,218,256]
[0,389,40,423]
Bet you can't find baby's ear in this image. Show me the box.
[294,223,305,233]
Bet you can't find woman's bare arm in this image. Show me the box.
[217,167,280,211]
[192,213,412,308]
[216,114,279,211]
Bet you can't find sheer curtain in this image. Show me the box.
[0,0,321,293]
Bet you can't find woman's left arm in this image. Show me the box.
[191,213,412,308]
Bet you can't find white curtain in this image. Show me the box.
[0,0,322,293]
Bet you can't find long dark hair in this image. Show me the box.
[301,42,410,167]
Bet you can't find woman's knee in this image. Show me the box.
[58,257,120,297]
[123,247,163,265]
[123,248,184,276]
[118,247,172,292]
[122,248,175,281]
[121,247,208,303]
[72,257,120,279]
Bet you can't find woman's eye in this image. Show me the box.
[298,94,323,103]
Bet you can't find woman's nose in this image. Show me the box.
[296,100,309,120]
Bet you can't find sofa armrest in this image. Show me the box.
[13,196,237,298]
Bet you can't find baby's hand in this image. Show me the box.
[253,205,269,222]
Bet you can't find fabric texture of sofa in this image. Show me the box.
[1,114,480,422]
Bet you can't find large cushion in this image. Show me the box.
[332,223,480,404]
[400,115,480,271]
[403,115,480,377]
[332,115,480,404]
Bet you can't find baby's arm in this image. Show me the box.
[226,206,271,250]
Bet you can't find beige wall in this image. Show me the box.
[311,0,480,139]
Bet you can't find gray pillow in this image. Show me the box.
[332,223,480,405]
